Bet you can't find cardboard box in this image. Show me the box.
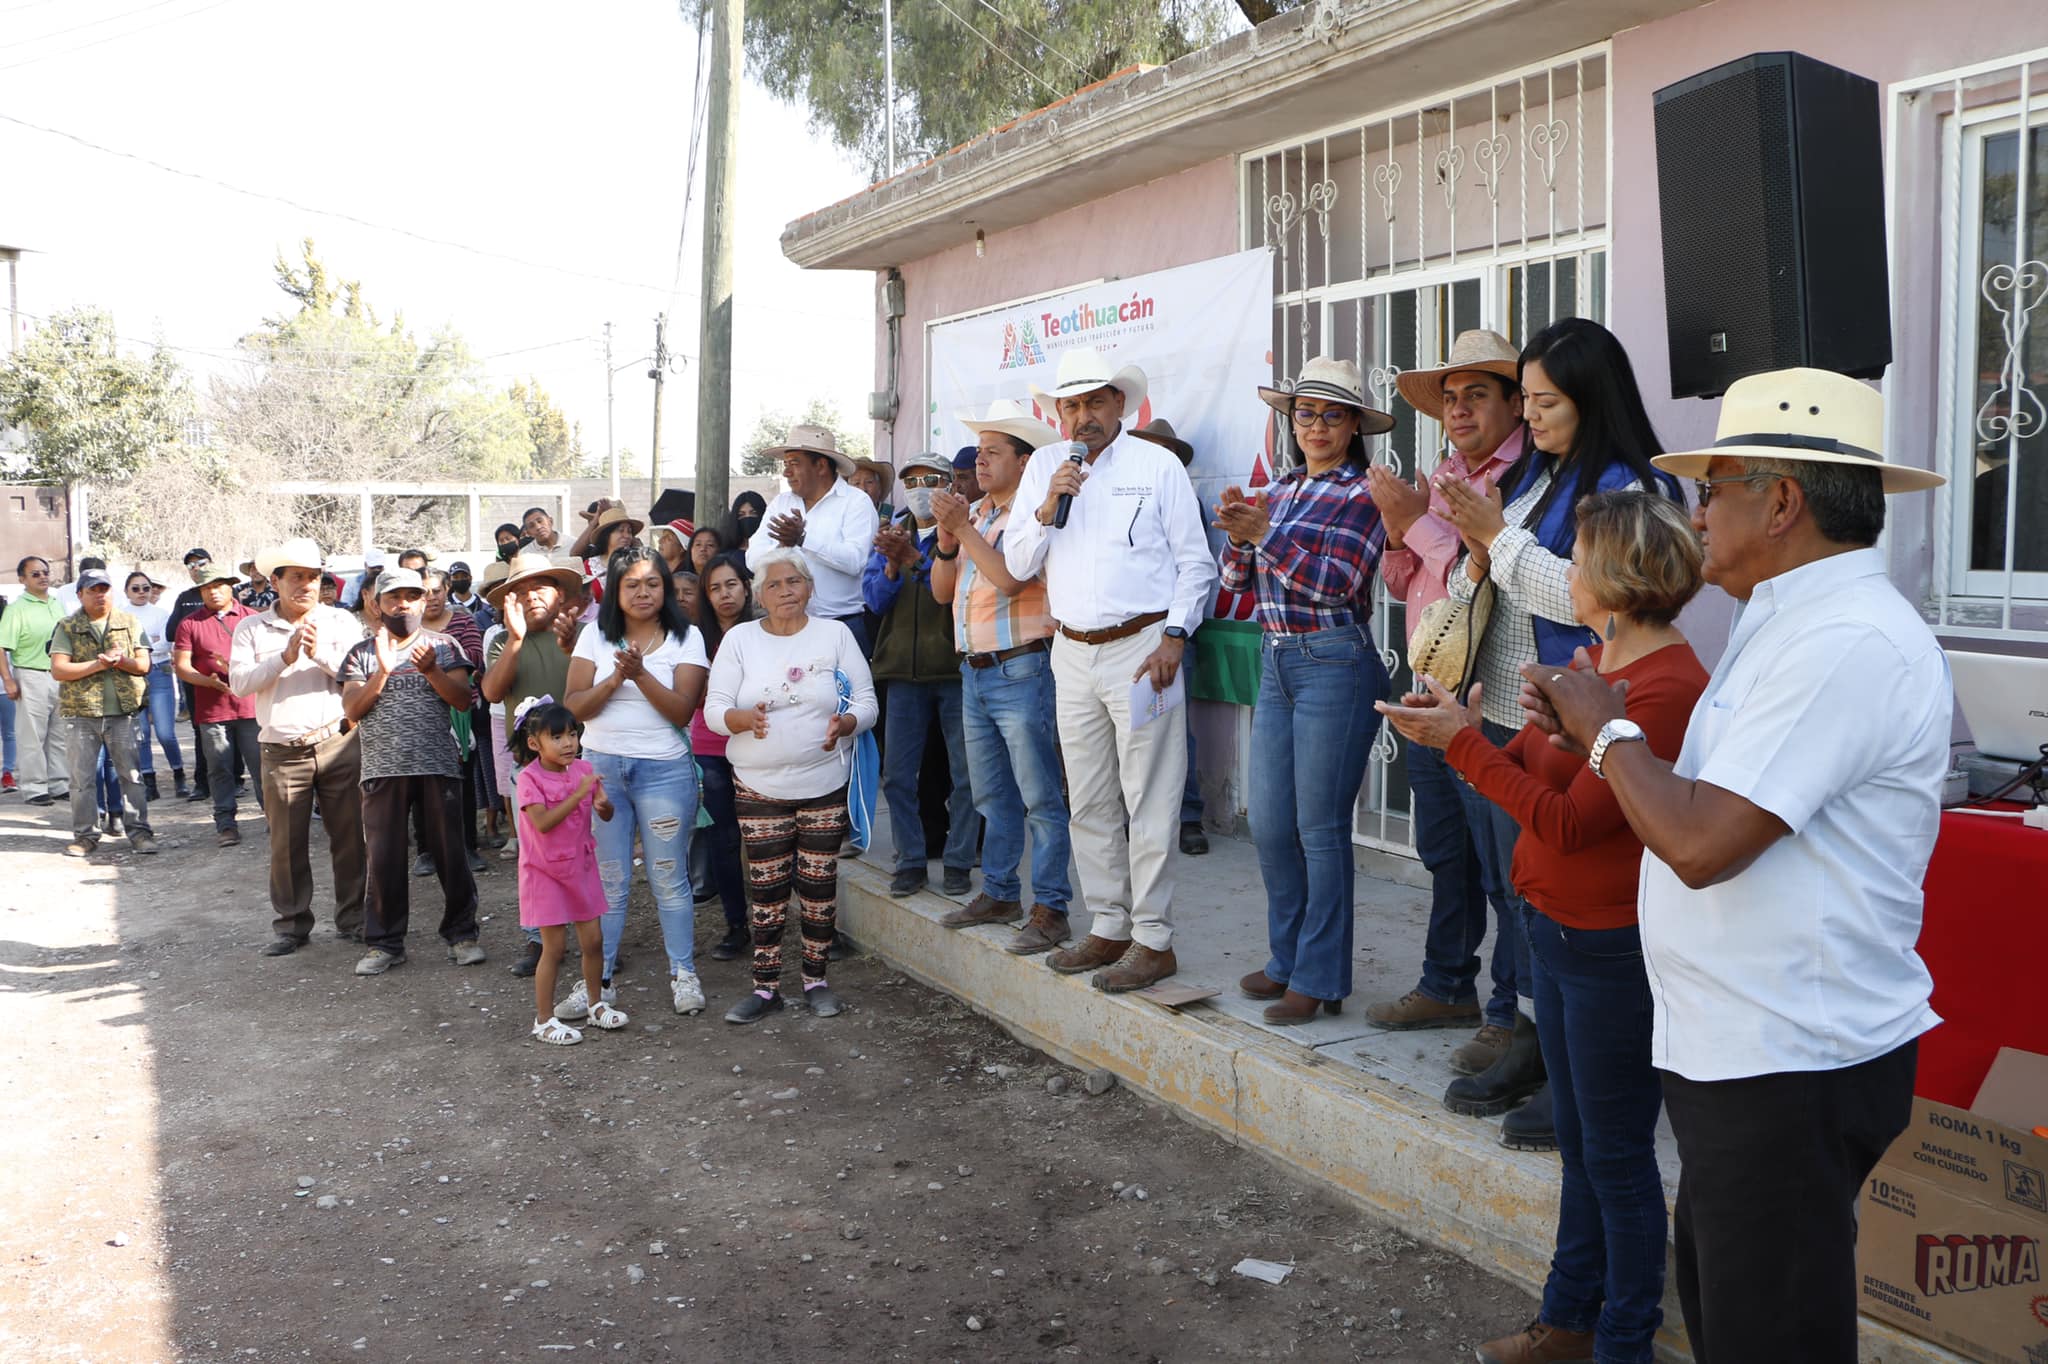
[1857,1049,2048,1364]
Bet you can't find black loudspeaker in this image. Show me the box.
[1653,51,1891,399]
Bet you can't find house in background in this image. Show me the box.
[783,0,2048,847]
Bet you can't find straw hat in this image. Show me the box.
[478,560,510,591]
[1028,345,1148,416]
[253,537,324,579]
[1128,418,1194,466]
[1395,330,1521,421]
[481,547,586,605]
[852,457,896,501]
[763,423,858,479]
[1408,583,1496,692]
[957,397,1060,452]
[1651,367,1943,493]
[591,504,644,538]
[1257,356,1395,435]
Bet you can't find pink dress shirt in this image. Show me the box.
[1379,426,1530,622]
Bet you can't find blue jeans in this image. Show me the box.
[1180,646,1203,825]
[1525,907,1666,1362]
[1248,626,1386,1001]
[587,750,699,978]
[1454,719,1527,1007]
[1,686,16,774]
[1410,738,1514,1027]
[135,662,184,775]
[881,680,976,875]
[959,650,1071,912]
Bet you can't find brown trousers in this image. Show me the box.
[261,727,367,941]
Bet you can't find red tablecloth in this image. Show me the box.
[1914,805,2048,1106]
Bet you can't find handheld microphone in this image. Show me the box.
[1052,440,1088,529]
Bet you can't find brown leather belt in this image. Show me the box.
[964,638,1050,670]
[266,719,346,751]
[1058,610,1167,646]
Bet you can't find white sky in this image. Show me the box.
[0,0,878,484]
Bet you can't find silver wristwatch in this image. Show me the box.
[1587,718,1646,780]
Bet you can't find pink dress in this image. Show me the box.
[515,759,606,927]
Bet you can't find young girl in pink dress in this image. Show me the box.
[513,698,629,1044]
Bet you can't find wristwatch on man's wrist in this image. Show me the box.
[1587,718,1646,780]
[1163,626,1188,641]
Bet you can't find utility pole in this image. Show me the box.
[694,0,741,520]
[649,313,668,511]
[883,0,895,176]
[604,321,619,501]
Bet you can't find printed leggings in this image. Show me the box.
[734,778,849,991]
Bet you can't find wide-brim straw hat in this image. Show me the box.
[1408,584,1496,692]
[478,560,510,590]
[481,547,586,605]
[763,422,858,480]
[1651,367,1944,494]
[1129,418,1194,466]
[1257,356,1395,435]
[591,505,645,541]
[253,537,324,580]
[1028,345,1148,418]
[852,457,896,500]
[1396,329,1522,422]
[957,397,1060,453]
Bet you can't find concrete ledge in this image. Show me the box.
[833,853,1965,1364]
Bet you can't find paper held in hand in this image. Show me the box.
[1129,670,1185,732]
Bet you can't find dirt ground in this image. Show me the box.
[0,792,1535,1363]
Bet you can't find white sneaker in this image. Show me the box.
[554,978,615,1021]
[671,968,706,1016]
[587,1000,629,1030]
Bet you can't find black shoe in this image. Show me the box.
[710,927,748,962]
[412,854,436,878]
[941,866,972,896]
[143,773,160,801]
[1499,1083,1559,1152]
[185,787,209,802]
[1179,821,1209,856]
[724,991,786,1025]
[804,985,845,1017]
[236,781,249,797]
[173,770,190,799]
[1444,1013,1546,1118]
[509,941,543,978]
[260,936,305,957]
[27,793,52,806]
[827,931,854,962]
[888,867,927,898]
[465,850,487,873]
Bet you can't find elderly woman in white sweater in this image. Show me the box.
[705,548,878,1024]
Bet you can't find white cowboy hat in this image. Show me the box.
[1651,367,1944,494]
[481,547,587,606]
[1257,356,1396,435]
[762,422,858,480]
[1395,329,1522,421]
[957,397,1060,453]
[253,537,325,579]
[1027,345,1148,418]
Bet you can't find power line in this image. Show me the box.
[968,0,1088,78]
[929,0,1066,102]
[0,0,195,52]
[668,3,712,310]
[0,0,240,73]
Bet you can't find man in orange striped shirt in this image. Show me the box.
[929,400,1074,956]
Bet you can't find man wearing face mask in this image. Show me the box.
[862,453,977,899]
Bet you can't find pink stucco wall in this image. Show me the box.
[869,157,1239,468]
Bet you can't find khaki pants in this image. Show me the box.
[1050,624,1185,951]
[15,669,65,799]
[261,728,366,941]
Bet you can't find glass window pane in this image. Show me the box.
[1969,126,2048,574]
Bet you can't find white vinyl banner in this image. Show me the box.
[926,247,1277,623]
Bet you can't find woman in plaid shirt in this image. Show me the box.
[1217,356,1392,1025]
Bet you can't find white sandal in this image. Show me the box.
[586,1000,629,1031]
[532,1017,583,1045]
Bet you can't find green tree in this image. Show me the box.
[0,307,192,483]
[738,398,871,477]
[731,0,1275,178]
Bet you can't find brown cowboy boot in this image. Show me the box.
[1093,945,1177,993]
[939,893,1020,929]
[1262,989,1340,1025]
[1238,970,1286,1000]
[1045,934,1129,975]
[1475,1319,1594,1363]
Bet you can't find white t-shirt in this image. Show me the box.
[704,616,878,801]
[570,625,709,761]
[129,601,172,664]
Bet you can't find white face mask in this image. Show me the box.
[904,487,937,522]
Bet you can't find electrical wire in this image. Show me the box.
[969,0,1088,78]
[668,2,711,314]
[0,0,240,73]
[929,0,1065,102]
[0,0,195,52]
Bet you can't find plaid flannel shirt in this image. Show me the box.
[1218,463,1387,634]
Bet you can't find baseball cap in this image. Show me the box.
[900,452,951,477]
[76,569,112,591]
[952,445,978,470]
[375,568,425,597]
[449,560,471,575]
[182,548,211,565]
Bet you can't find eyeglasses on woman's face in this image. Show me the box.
[1291,406,1355,429]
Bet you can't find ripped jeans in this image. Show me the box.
[586,749,699,979]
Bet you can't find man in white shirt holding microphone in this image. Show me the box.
[1003,346,1217,992]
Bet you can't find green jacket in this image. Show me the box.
[50,608,149,718]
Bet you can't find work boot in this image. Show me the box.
[1045,934,1129,976]
[710,926,748,961]
[172,768,189,798]
[1238,970,1286,1000]
[1475,1318,1595,1363]
[1500,1084,1559,1152]
[1093,945,1176,993]
[1178,821,1209,855]
[940,893,1020,929]
[1363,989,1481,1031]
[1450,1023,1514,1075]
[1003,905,1069,955]
[143,773,160,801]
[509,940,543,978]
[941,865,972,896]
[1262,989,1340,1025]
[1444,1014,1546,1118]
[888,866,927,898]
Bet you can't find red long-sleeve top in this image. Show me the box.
[1444,641,1708,930]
